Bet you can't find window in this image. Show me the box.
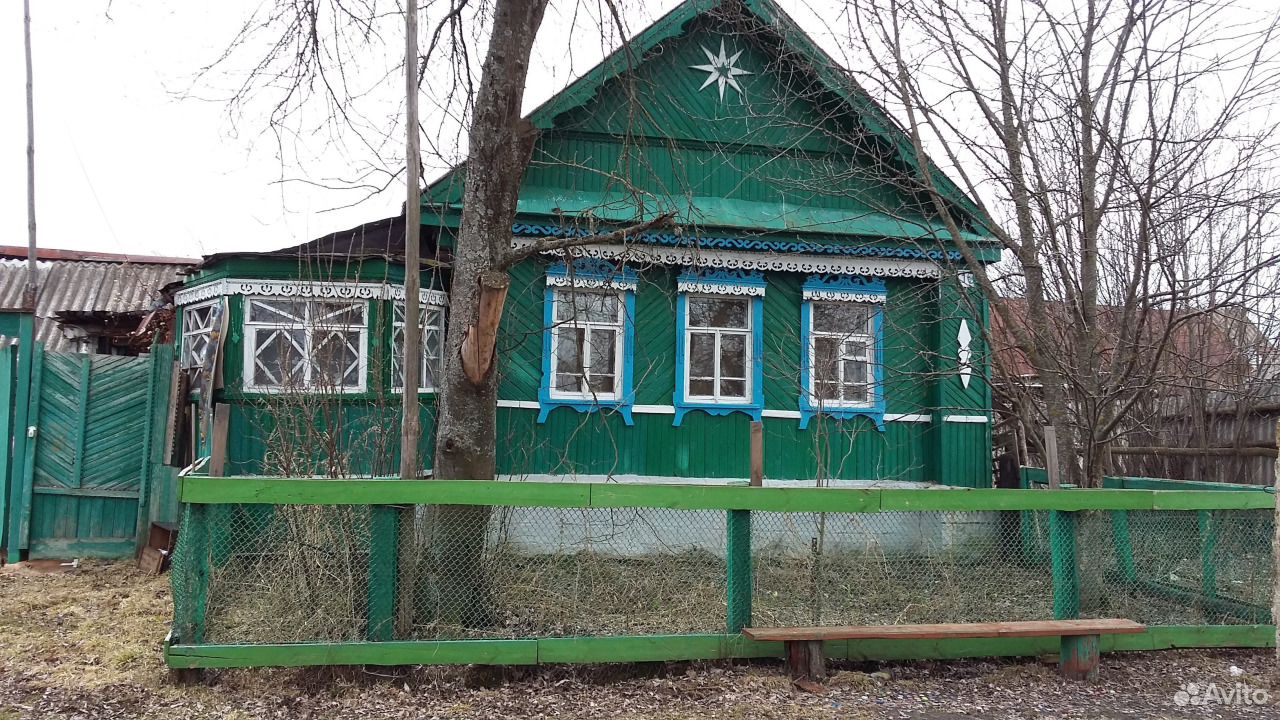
[685,296,752,401]
[538,260,637,425]
[181,300,219,368]
[244,297,367,391]
[673,269,766,425]
[799,274,886,429]
[809,302,875,405]
[549,289,624,399]
[392,300,446,391]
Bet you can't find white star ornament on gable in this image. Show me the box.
[690,39,753,101]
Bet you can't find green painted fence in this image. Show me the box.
[167,478,1276,669]
[4,343,176,562]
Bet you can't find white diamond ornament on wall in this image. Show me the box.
[691,39,752,101]
[957,319,973,388]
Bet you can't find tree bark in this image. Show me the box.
[426,0,549,628]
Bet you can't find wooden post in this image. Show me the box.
[399,0,423,481]
[785,640,825,681]
[1110,511,1137,585]
[366,505,399,641]
[1272,419,1279,663]
[1050,510,1080,619]
[726,507,753,634]
[1045,425,1060,489]
[23,0,38,310]
[1059,634,1100,681]
[749,420,763,487]
[208,404,229,477]
[1198,510,1218,601]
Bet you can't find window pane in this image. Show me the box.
[842,380,868,403]
[312,301,364,327]
[557,290,619,324]
[813,336,840,384]
[254,328,305,387]
[689,378,714,396]
[844,339,869,361]
[689,332,715,378]
[589,328,617,376]
[689,297,747,328]
[249,299,306,325]
[587,372,615,393]
[812,302,870,335]
[815,381,839,401]
[719,379,746,399]
[553,328,584,392]
[312,330,361,388]
[844,358,868,386]
[719,333,746,379]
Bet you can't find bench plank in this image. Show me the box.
[743,619,1146,643]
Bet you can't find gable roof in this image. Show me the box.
[425,0,993,243]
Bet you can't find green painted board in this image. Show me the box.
[1152,491,1274,510]
[167,639,538,668]
[165,626,1275,669]
[588,483,882,513]
[181,478,592,507]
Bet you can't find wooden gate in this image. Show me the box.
[4,343,173,560]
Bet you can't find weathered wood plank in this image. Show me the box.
[743,619,1146,642]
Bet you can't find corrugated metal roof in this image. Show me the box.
[0,258,190,351]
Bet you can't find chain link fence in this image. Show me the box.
[169,482,1275,656]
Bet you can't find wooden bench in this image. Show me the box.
[743,619,1146,682]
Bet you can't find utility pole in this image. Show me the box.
[399,0,422,480]
[23,0,38,309]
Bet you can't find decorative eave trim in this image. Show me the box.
[511,224,965,262]
[802,274,888,303]
[174,279,449,308]
[545,259,637,291]
[676,269,767,296]
[512,240,942,279]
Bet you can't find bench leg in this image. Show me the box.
[785,640,826,682]
[1059,634,1100,681]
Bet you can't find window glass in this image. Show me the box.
[392,301,447,391]
[181,301,218,368]
[246,298,366,391]
[808,300,876,407]
[549,288,624,399]
[684,295,751,402]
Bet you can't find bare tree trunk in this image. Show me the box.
[427,0,549,628]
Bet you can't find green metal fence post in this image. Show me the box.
[1110,510,1137,585]
[725,508,753,633]
[366,505,400,641]
[1198,510,1217,601]
[1049,510,1080,619]
[177,501,212,645]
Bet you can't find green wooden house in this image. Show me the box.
[174,0,998,487]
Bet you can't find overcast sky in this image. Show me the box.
[0,0,866,260]
[0,1,693,259]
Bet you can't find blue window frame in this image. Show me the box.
[673,269,765,426]
[538,260,637,425]
[799,275,886,430]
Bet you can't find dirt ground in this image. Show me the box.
[0,560,1276,719]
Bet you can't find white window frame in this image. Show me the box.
[548,287,626,402]
[391,300,447,392]
[683,294,753,404]
[242,297,369,393]
[807,300,877,409]
[180,299,219,369]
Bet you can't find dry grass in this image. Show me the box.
[2,561,1277,719]
[0,561,172,689]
